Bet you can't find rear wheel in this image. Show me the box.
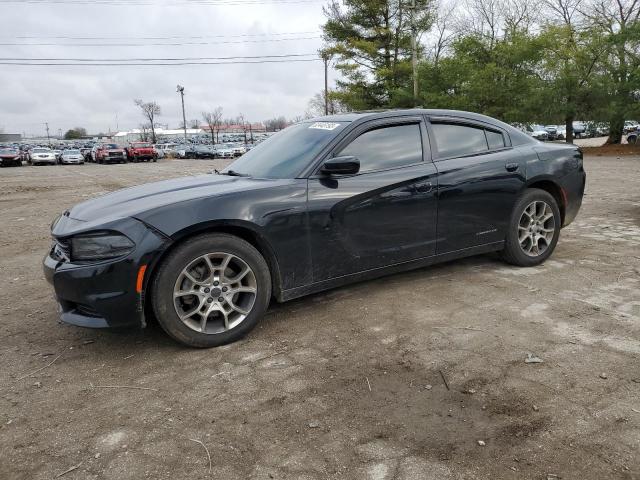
[151,233,271,347]
[501,188,561,267]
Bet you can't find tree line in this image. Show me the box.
[320,0,640,143]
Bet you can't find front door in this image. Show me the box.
[307,117,438,283]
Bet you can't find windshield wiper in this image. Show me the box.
[221,170,249,177]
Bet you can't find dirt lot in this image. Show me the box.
[0,156,639,480]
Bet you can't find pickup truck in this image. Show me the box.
[126,142,157,162]
[93,144,127,164]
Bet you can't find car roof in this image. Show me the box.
[309,108,515,130]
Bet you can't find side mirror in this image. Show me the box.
[321,156,360,175]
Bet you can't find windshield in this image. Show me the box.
[223,121,348,178]
[64,149,81,154]
[33,148,50,153]
[133,143,151,148]
[104,144,119,149]
[0,149,17,154]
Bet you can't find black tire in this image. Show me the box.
[501,188,561,267]
[151,233,271,348]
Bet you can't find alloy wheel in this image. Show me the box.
[173,252,257,334]
[518,201,556,257]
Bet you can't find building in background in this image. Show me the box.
[0,133,22,142]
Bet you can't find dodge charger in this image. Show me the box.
[44,109,586,347]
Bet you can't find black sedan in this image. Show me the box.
[44,109,586,347]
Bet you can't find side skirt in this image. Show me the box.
[278,241,504,302]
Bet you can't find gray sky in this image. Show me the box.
[0,0,331,137]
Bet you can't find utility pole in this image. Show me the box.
[177,85,187,145]
[324,56,329,115]
[44,122,51,146]
[408,0,418,106]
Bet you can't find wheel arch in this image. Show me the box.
[524,178,566,226]
[144,220,283,307]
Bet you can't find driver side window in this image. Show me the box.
[337,123,423,173]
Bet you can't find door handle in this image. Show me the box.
[506,162,519,172]
[413,181,433,193]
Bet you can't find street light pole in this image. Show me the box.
[324,56,329,115]
[177,85,187,145]
[45,122,51,146]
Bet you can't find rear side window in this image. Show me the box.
[486,130,505,149]
[338,123,423,173]
[431,123,488,158]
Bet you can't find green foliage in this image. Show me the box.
[63,127,87,140]
[322,0,434,109]
[321,0,640,142]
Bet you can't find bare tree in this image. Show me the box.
[201,107,223,144]
[542,0,584,25]
[306,91,348,117]
[264,117,288,132]
[134,99,161,144]
[427,0,458,65]
[139,124,151,142]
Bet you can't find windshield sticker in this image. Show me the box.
[309,122,340,131]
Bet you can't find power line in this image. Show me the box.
[6,30,320,40]
[0,36,321,47]
[0,58,322,66]
[0,53,318,61]
[0,0,323,4]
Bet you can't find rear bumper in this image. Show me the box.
[43,217,169,329]
[560,169,586,227]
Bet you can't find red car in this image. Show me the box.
[93,143,127,164]
[126,142,157,162]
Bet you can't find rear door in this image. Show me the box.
[307,116,438,282]
[427,116,527,253]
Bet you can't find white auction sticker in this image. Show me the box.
[308,122,341,131]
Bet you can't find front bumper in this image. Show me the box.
[43,217,169,329]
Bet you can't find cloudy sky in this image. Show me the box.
[0,0,333,137]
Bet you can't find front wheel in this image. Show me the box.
[151,233,272,348]
[501,188,561,267]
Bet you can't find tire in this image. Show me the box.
[151,233,271,348]
[501,188,561,267]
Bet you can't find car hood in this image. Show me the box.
[64,174,286,227]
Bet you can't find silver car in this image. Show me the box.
[60,149,85,165]
[29,148,57,166]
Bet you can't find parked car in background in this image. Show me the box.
[126,142,157,162]
[193,145,217,159]
[527,125,549,141]
[624,120,639,133]
[177,145,196,159]
[52,150,63,162]
[217,144,235,158]
[44,109,586,347]
[544,125,559,140]
[93,143,127,164]
[0,147,23,167]
[60,149,85,165]
[29,147,57,165]
[572,122,586,138]
[626,128,639,144]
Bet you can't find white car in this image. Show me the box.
[527,124,549,141]
[29,148,57,165]
[60,149,85,165]
[232,145,247,156]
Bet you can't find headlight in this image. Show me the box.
[70,232,135,262]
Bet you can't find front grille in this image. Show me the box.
[108,152,124,157]
[51,238,71,262]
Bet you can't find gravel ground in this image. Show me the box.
[0,157,638,480]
